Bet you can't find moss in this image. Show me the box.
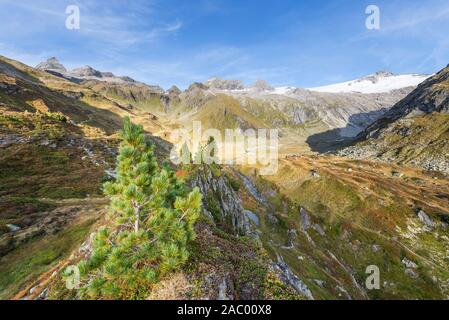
[225,173,241,192]
[210,164,222,178]
[262,273,305,300]
[42,151,70,165]
[204,192,222,222]
[44,112,67,122]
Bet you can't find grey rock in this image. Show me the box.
[235,171,269,205]
[71,66,103,78]
[244,210,260,226]
[300,207,311,230]
[310,170,320,178]
[273,256,314,300]
[417,210,436,228]
[313,279,326,288]
[266,213,279,225]
[204,77,244,90]
[402,258,418,269]
[217,277,233,300]
[6,224,21,232]
[193,166,254,236]
[251,79,274,92]
[405,268,419,279]
[36,57,67,73]
[313,223,325,236]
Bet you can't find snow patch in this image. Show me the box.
[308,73,430,94]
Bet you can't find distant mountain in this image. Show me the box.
[36,57,138,84]
[251,79,274,92]
[308,71,430,94]
[203,77,244,90]
[31,57,430,152]
[339,65,449,173]
[35,57,67,73]
[187,79,416,141]
[2,54,449,301]
[71,65,104,78]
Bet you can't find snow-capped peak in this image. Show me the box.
[308,71,431,94]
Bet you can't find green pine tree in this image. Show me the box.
[179,141,192,164]
[204,136,219,164]
[193,143,205,164]
[74,117,202,299]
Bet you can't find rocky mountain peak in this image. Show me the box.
[168,85,181,95]
[187,82,210,92]
[35,57,67,73]
[358,71,396,84]
[71,65,103,78]
[251,79,274,91]
[203,77,244,90]
[374,71,395,77]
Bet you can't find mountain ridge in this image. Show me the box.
[338,64,449,173]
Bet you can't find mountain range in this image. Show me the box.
[0,54,448,300]
[30,57,432,153]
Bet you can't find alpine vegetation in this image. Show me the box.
[73,117,202,299]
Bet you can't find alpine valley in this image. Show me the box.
[0,55,448,300]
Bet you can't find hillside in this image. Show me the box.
[29,58,422,154]
[1,54,448,300]
[339,65,449,173]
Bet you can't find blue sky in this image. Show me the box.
[0,0,448,89]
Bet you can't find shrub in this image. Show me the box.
[74,117,202,299]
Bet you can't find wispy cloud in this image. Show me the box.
[0,0,447,89]
[351,1,449,41]
[0,0,182,47]
[382,3,449,32]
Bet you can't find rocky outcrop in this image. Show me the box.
[192,166,254,236]
[337,67,449,174]
[251,80,274,92]
[273,256,314,300]
[300,207,311,230]
[359,65,449,140]
[0,206,84,256]
[204,77,244,91]
[416,209,436,228]
[35,58,139,85]
[71,66,103,78]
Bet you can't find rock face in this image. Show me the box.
[35,58,138,84]
[192,166,253,236]
[36,57,67,73]
[273,256,314,300]
[360,65,449,138]
[71,66,103,78]
[203,77,244,90]
[167,85,181,95]
[251,79,274,92]
[0,206,84,256]
[338,65,449,174]
[417,210,436,228]
[300,207,311,230]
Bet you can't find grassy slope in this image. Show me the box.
[1,54,448,300]
[355,113,449,166]
[0,111,115,298]
[0,211,100,299]
[237,157,449,299]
